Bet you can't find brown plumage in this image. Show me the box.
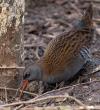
[19,4,94,97]
[39,3,93,79]
[40,29,92,75]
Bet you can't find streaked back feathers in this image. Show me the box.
[39,4,93,75]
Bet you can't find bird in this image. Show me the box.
[19,4,94,97]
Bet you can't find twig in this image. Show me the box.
[0,94,85,107]
[14,104,24,110]
[0,87,38,97]
[16,105,100,110]
[5,87,8,103]
[88,65,100,75]
[93,18,100,23]
[0,66,25,69]
[32,94,85,106]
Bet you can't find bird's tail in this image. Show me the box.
[82,3,93,28]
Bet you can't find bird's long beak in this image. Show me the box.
[19,80,29,98]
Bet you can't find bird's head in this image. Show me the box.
[19,64,42,98]
[23,64,42,82]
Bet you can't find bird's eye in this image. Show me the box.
[23,73,30,79]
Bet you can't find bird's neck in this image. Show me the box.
[36,61,45,80]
